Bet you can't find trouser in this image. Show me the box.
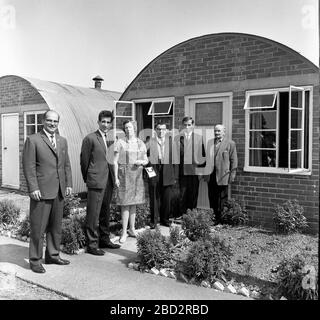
[29,192,64,266]
[179,175,199,216]
[85,178,113,250]
[208,172,228,222]
[149,166,174,224]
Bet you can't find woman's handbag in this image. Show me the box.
[143,166,157,179]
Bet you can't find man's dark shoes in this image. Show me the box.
[45,257,70,265]
[30,264,46,273]
[99,240,121,249]
[87,247,105,256]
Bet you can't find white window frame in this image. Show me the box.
[147,100,173,115]
[24,110,46,140]
[244,91,277,110]
[244,86,313,175]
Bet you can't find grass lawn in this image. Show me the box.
[211,224,318,298]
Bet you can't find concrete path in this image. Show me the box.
[0,234,250,300]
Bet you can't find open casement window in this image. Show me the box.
[244,86,311,174]
[113,101,135,135]
[288,85,305,172]
[147,101,173,115]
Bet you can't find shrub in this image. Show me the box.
[135,203,151,229]
[273,200,308,234]
[109,204,121,222]
[63,193,81,218]
[277,254,318,300]
[17,215,31,237]
[61,213,86,254]
[0,199,21,227]
[181,208,213,241]
[221,198,249,226]
[136,229,172,269]
[169,223,186,246]
[176,235,232,283]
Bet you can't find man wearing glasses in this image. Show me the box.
[23,110,73,273]
[80,110,120,256]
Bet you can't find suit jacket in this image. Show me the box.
[80,130,115,189]
[22,130,72,199]
[212,137,238,185]
[147,134,179,186]
[178,131,206,176]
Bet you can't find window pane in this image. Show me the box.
[26,125,35,136]
[195,102,222,126]
[250,131,276,148]
[249,149,276,167]
[291,91,302,109]
[115,117,133,131]
[37,113,44,124]
[290,151,302,169]
[291,109,302,129]
[250,111,276,129]
[152,101,172,114]
[291,130,302,149]
[37,124,44,132]
[116,102,133,117]
[249,94,276,108]
[26,114,35,124]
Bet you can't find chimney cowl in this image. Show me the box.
[92,75,104,89]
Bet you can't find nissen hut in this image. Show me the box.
[118,32,319,233]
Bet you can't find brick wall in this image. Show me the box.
[122,33,319,233]
[0,75,47,193]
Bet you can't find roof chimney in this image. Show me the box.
[92,75,104,89]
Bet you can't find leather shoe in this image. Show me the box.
[99,240,121,249]
[87,248,105,256]
[30,264,46,273]
[45,257,70,265]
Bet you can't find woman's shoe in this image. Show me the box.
[127,229,138,238]
[119,234,127,243]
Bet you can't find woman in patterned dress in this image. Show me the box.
[114,120,149,243]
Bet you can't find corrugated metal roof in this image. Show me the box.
[24,77,121,194]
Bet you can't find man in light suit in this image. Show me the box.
[207,124,238,224]
[23,110,73,274]
[147,123,179,227]
[178,116,206,216]
[80,110,120,256]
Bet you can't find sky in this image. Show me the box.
[0,0,318,93]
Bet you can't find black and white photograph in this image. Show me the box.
[0,0,318,309]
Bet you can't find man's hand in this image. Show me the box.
[65,187,72,197]
[30,190,41,201]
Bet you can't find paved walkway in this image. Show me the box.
[0,190,250,300]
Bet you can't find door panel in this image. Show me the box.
[2,113,20,188]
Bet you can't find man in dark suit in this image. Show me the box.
[23,110,73,274]
[80,110,120,256]
[147,123,179,228]
[178,116,206,216]
[207,124,238,224]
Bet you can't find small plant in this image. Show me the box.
[135,203,151,229]
[176,235,232,283]
[136,229,172,269]
[276,254,318,300]
[63,193,81,218]
[273,200,308,234]
[169,224,186,246]
[0,199,21,227]
[221,198,249,226]
[61,213,86,254]
[17,215,31,237]
[181,208,213,241]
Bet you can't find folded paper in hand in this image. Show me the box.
[144,167,157,178]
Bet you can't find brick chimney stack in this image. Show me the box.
[92,75,104,89]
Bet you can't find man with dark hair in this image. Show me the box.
[146,122,179,227]
[23,110,72,273]
[178,116,205,216]
[80,110,120,256]
[206,124,238,224]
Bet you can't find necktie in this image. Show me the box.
[50,134,56,150]
[104,133,108,148]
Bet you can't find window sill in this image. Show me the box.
[243,166,312,176]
